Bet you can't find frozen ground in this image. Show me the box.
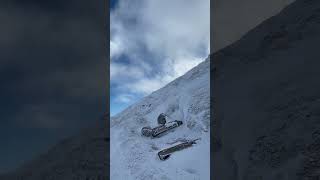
[111,57,210,180]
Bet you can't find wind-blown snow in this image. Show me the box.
[111,57,210,180]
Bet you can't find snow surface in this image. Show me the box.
[111,57,210,180]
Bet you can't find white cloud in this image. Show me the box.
[124,75,171,95]
[115,94,136,103]
[171,57,203,78]
[110,40,123,59]
[110,62,145,80]
[111,0,210,96]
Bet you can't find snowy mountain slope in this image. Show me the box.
[0,120,109,180]
[111,57,210,180]
[213,0,320,179]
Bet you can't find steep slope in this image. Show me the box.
[0,120,109,180]
[111,58,210,180]
[213,0,320,179]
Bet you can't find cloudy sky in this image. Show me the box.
[110,0,210,116]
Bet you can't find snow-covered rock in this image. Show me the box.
[213,0,320,179]
[111,57,210,180]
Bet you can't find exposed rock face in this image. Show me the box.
[213,0,320,179]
